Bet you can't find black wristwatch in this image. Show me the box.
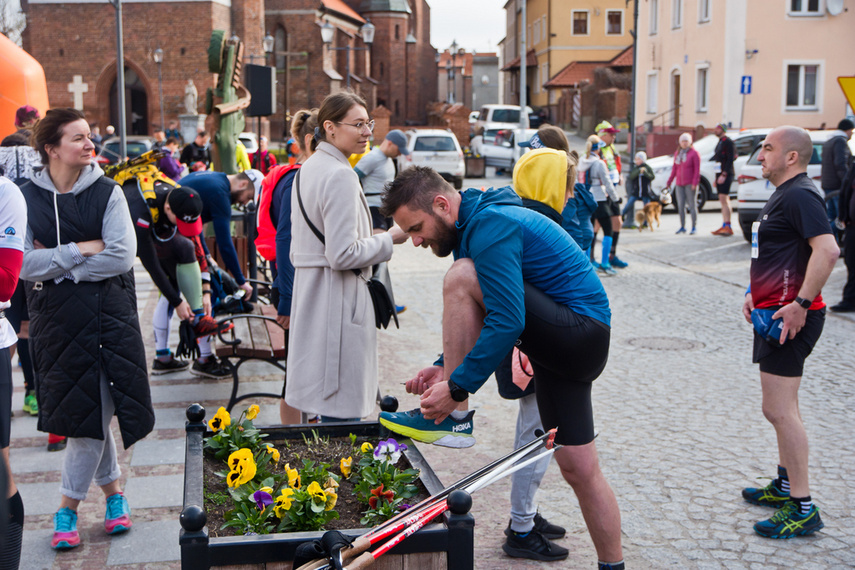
[447,379,469,402]
[794,296,812,309]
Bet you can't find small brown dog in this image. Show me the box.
[634,201,663,231]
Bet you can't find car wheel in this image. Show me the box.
[740,221,753,243]
[696,179,710,211]
[453,177,463,190]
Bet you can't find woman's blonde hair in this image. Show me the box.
[290,108,319,154]
[566,150,579,199]
[586,134,602,155]
[537,125,570,153]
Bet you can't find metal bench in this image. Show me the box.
[216,304,287,412]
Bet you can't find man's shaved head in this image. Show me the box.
[774,126,813,167]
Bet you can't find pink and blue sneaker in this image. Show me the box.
[104,492,132,535]
[52,507,80,549]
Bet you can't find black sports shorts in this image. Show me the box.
[716,172,734,196]
[1,347,11,448]
[753,307,824,377]
[517,282,610,446]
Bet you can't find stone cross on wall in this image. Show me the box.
[68,75,88,110]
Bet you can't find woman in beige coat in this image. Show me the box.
[287,92,408,421]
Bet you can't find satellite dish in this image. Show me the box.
[827,0,844,16]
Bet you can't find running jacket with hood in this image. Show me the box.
[19,162,154,448]
[446,186,610,395]
[578,155,618,203]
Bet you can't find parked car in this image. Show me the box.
[735,130,855,241]
[397,129,466,189]
[468,111,480,125]
[238,132,258,154]
[480,128,537,172]
[647,128,772,211]
[473,104,534,136]
[95,136,156,165]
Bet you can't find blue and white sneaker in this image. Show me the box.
[609,256,628,268]
[379,409,475,448]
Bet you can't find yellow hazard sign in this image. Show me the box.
[838,76,855,109]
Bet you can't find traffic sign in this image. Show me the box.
[740,76,752,95]
[837,76,855,110]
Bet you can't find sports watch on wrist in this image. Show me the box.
[447,379,469,402]
[794,296,812,309]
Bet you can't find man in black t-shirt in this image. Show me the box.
[711,123,736,236]
[740,127,839,540]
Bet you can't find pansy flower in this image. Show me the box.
[228,448,254,471]
[253,489,273,511]
[360,442,374,453]
[226,448,257,488]
[265,444,280,464]
[340,456,352,478]
[246,404,260,420]
[324,489,338,511]
[325,476,339,490]
[208,407,231,432]
[368,484,395,509]
[273,488,294,517]
[373,439,407,464]
[307,481,326,503]
[284,463,301,489]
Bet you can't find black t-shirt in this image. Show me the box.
[750,173,830,310]
[713,136,735,174]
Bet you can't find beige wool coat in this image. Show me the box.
[285,141,394,418]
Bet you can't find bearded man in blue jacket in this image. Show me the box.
[379,166,625,570]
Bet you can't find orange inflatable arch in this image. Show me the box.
[0,33,49,140]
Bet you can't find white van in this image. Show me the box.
[473,105,534,138]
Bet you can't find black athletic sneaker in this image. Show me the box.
[191,357,231,379]
[151,357,190,375]
[504,513,566,541]
[502,528,569,562]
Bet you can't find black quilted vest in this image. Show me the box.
[19,177,154,448]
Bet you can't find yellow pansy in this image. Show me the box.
[360,442,374,453]
[340,456,352,478]
[246,404,259,420]
[227,448,254,471]
[325,476,339,490]
[226,460,256,488]
[208,407,231,433]
[324,489,338,511]
[260,486,274,495]
[273,488,295,517]
[307,481,326,502]
[265,444,280,464]
[284,464,301,489]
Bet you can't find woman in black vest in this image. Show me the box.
[19,108,154,551]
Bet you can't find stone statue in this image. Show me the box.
[184,80,198,115]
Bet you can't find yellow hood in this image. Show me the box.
[512,148,567,214]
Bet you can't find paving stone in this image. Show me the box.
[9,444,65,473]
[122,474,184,508]
[105,519,181,565]
[20,527,58,569]
[152,406,197,431]
[9,412,41,439]
[18,481,62,515]
[129,438,185,466]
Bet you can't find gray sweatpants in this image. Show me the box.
[675,184,698,229]
[509,393,552,532]
[60,374,121,501]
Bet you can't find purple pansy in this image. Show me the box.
[253,490,274,511]
[373,438,408,464]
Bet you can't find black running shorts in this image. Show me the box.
[517,283,610,446]
[753,308,824,378]
[716,172,734,196]
[1,347,12,448]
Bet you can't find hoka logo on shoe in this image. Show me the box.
[452,422,471,432]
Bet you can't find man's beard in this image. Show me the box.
[431,213,458,258]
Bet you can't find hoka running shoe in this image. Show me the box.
[104,493,132,535]
[151,356,189,375]
[502,527,569,561]
[609,256,628,268]
[52,507,80,549]
[23,391,39,416]
[191,356,231,379]
[753,501,824,539]
[742,480,790,508]
[379,408,475,448]
[504,513,566,540]
[598,264,618,276]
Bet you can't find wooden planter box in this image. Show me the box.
[179,405,474,570]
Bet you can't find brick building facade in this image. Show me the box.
[21,0,436,142]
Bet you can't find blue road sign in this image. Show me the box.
[740,76,752,95]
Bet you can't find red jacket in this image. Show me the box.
[255,163,300,261]
[667,147,701,187]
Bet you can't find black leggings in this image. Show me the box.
[517,283,610,446]
[592,201,614,238]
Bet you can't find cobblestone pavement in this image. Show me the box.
[9,165,854,569]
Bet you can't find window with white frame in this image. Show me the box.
[785,63,820,109]
[789,0,822,15]
[533,19,540,45]
[698,0,711,22]
[542,62,549,90]
[650,0,659,34]
[672,0,683,28]
[541,17,547,42]
[606,10,623,35]
[647,71,659,114]
[572,10,589,35]
[696,65,709,112]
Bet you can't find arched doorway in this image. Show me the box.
[110,66,149,136]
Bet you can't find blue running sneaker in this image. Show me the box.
[52,507,80,549]
[754,502,824,539]
[379,408,475,448]
[609,256,628,268]
[104,492,132,535]
[742,480,789,508]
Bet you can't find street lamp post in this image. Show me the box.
[320,20,375,89]
[153,48,164,132]
[446,58,454,104]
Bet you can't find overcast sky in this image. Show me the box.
[429,0,506,54]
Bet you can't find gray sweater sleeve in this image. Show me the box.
[595,161,619,202]
[69,186,136,282]
[20,225,81,281]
